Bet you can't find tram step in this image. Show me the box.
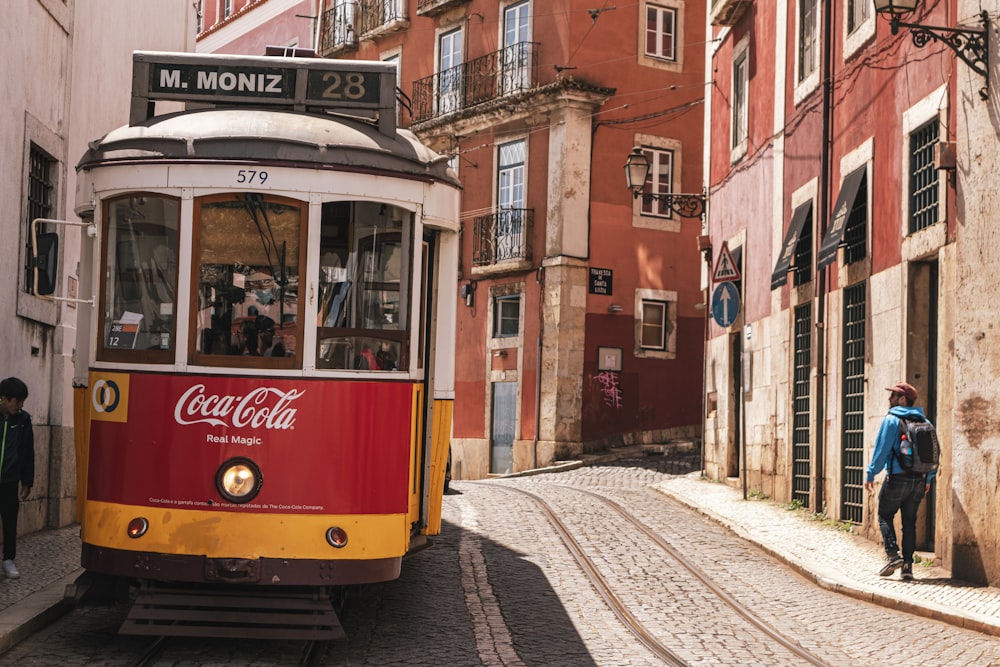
[119,586,347,640]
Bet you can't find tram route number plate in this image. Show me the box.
[148,62,382,108]
[107,322,138,349]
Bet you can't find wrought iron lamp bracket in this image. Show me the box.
[632,190,708,219]
[891,11,990,98]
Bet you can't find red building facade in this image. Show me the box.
[704,0,966,575]
[198,0,707,477]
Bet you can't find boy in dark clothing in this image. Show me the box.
[0,377,34,579]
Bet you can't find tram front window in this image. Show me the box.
[193,194,303,367]
[99,195,180,361]
[317,201,410,370]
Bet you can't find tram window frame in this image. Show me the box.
[315,201,414,372]
[190,193,306,370]
[97,194,181,364]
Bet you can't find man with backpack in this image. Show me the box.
[864,381,938,581]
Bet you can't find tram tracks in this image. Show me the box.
[493,481,834,667]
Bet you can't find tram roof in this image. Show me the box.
[77,107,460,187]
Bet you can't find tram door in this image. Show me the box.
[490,381,516,474]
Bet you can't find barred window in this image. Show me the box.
[909,121,939,234]
[24,143,56,293]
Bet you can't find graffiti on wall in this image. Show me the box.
[594,371,622,409]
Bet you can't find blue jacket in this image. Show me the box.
[866,405,937,484]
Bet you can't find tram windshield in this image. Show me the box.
[100,195,180,361]
[194,194,303,366]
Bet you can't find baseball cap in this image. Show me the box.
[886,382,917,402]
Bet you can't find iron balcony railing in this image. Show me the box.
[472,209,533,268]
[319,2,357,55]
[356,0,406,37]
[412,42,539,124]
[318,0,406,56]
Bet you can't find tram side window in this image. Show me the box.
[194,194,302,366]
[317,201,410,370]
[101,195,180,359]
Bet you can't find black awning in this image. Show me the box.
[771,202,812,289]
[818,165,866,269]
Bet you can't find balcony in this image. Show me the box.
[711,0,752,26]
[416,0,470,17]
[472,209,533,272]
[412,42,539,124]
[357,0,408,40]
[319,3,358,57]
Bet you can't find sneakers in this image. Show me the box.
[879,555,904,577]
[2,560,19,579]
[901,564,914,581]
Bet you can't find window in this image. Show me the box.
[438,28,463,114]
[639,147,674,218]
[909,120,939,234]
[328,0,357,49]
[316,200,410,371]
[223,0,233,18]
[494,294,520,337]
[501,1,532,94]
[100,195,180,363]
[497,139,526,261]
[193,194,304,367]
[792,206,813,286]
[635,288,677,357]
[196,0,204,32]
[798,0,818,83]
[24,144,56,294]
[732,45,749,154]
[847,0,870,35]
[843,171,868,264]
[645,4,677,61]
[640,300,670,350]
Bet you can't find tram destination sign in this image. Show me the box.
[131,52,395,128]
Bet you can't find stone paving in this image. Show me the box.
[0,450,999,657]
[654,471,1000,637]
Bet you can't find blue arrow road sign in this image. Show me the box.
[712,281,740,328]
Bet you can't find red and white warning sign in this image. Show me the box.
[712,241,741,283]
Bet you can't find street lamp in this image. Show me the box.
[624,147,707,219]
[872,0,989,99]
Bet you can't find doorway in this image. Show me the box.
[490,381,517,474]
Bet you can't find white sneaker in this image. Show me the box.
[3,560,19,579]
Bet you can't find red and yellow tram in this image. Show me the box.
[41,52,460,637]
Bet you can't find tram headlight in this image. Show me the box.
[127,517,149,538]
[326,526,348,548]
[215,457,263,504]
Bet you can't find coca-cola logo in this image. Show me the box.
[174,384,302,430]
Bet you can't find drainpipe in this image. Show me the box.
[814,0,835,514]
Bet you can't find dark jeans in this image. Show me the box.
[877,475,926,564]
[0,482,19,561]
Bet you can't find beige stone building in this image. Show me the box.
[1,1,193,534]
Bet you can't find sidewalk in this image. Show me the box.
[0,525,83,654]
[654,472,1000,637]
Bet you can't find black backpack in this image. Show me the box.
[897,418,941,475]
